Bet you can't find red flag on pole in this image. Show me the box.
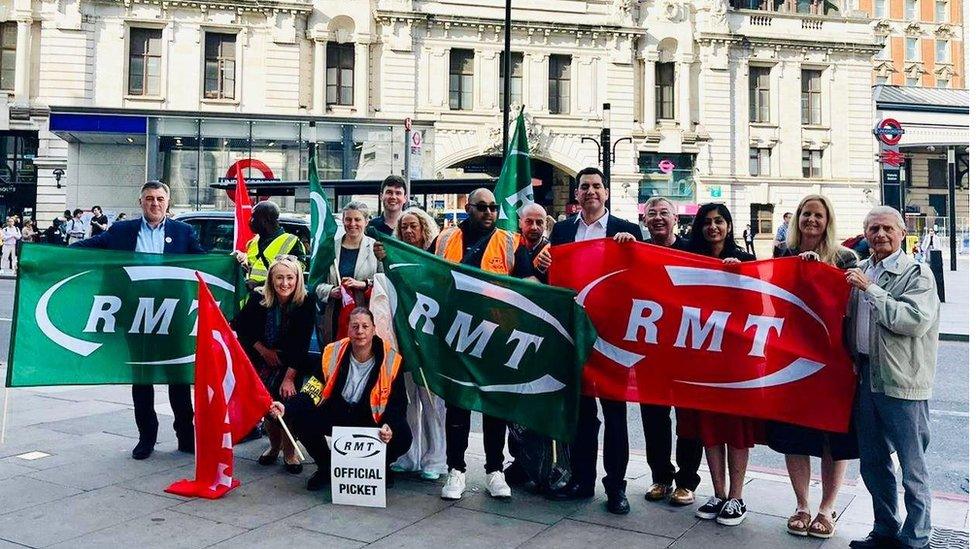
[165,274,272,499]
[233,166,254,253]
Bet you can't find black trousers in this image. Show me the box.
[285,399,411,470]
[132,384,193,445]
[640,404,703,490]
[571,395,629,492]
[446,404,507,474]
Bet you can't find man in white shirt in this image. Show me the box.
[1,216,21,274]
[65,208,87,245]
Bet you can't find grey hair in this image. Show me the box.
[342,200,371,219]
[518,203,547,217]
[863,206,907,231]
[643,196,676,214]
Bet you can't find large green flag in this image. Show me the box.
[307,149,339,291]
[6,244,243,387]
[494,111,534,232]
[372,229,595,441]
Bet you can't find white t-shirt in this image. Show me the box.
[2,226,21,247]
[340,354,376,404]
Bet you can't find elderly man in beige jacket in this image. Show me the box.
[845,205,940,549]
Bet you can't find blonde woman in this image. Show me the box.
[231,256,316,474]
[768,194,858,539]
[315,201,379,343]
[386,207,448,480]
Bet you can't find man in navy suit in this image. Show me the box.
[73,181,205,460]
[547,167,642,515]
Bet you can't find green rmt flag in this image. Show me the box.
[372,229,595,442]
[494,111,534,232]
[307,149,339,291]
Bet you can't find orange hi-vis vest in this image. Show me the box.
[433,226,517,275]
[319,337,402,424]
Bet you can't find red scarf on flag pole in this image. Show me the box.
[165,274,271,499]
[233,167,254,253]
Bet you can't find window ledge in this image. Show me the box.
[326,105,359,115]
[750,122,778,128]
[802,124,830,130]
[125,95,165,102]
[201,98,240,105]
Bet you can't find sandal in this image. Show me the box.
[786,510,812,536]
[808,511,837,539]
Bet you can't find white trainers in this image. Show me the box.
[486,471,512,498]
[441,469,466,500]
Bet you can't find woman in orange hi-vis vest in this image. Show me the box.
[270,307,411,492]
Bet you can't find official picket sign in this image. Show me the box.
[330,426,387,508]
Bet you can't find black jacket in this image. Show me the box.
[231,290,316,376]
[549,212,643,246]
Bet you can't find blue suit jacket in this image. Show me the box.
[70,218,205,254]
[549,212,643,246]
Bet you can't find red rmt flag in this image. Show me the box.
[549,240,856,433]
[233,166,254,253]
[165,274,271,499]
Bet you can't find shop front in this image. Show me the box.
[0,130,39,221]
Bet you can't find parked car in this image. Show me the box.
[174,211,312,254]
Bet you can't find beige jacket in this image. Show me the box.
[845,251,940,400]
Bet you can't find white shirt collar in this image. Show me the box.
[577,208,609,228]
[870,249,903,271]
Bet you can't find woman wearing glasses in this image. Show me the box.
[232,256,316,474]
[315,201,379,344]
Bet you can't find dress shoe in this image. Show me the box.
[670,487,696,506]
[257,448,279,466]
[131,440,155,460]
[849,533,900,549]
[284,462,303,475]
[644,482,673,502]
[606,489,631,515]
[547,481,595,501]
[306,470,329,491]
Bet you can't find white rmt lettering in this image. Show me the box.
[504,330,544,370]
[83,296,122,333]
[445,311,498,359]
[744,314,785,357]
[408,293,439,335]
[128,297,179,335]
[623,299,663,344]
[187,299,220,336]
[674,306,731,352]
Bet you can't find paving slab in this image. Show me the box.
[365,506,548,549]
[743,477,856,519]
[0,460,34,481]
[5,398,129,428]
[210,522,365,549]
[286,489,453,543]
[0,476,83,515]
[27,444,193,491]
[0,431,142,472]
[46,509,246,549]
[669,510,820,549]
[524,518,673,549]
[170,472,320,529]
[0,485,176,547]
[569,483,701,539]
[35,408,145,438]
[454,486,589,525]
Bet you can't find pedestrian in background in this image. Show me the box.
[20,219,36,243]
[232,256,315,476]
[65,208,86,244]
[773,211,793,257]
[742,224,756,256]
[681,202,761,527]
[72,181,205,460]
[767,195,858,539]
[639,197,702,508]
[846,206,940,549]
[1,216,21,274]
[234,201,306,291]
[89,205,108,236]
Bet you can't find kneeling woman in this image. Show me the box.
[271,307,412,491]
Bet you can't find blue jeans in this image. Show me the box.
[856,359,931,547]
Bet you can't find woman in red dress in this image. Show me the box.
[678,203,763,528]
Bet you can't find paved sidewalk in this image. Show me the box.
[938,256,969,339]
[0,378,968,549]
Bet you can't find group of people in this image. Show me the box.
[72,169,940,549]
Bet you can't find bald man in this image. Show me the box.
[517,203,551,282]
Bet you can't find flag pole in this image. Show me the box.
[276,415,305,462]
[416,366,435,405]
[0,386,9,444]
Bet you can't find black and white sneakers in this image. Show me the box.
[695,496,726,520]
[696,497,748,526]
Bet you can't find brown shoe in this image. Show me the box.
[644,482,673,502]
[669,487,696,506]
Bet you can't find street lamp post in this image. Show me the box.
[501,0,512,153]
[947,145,957,271]
[580,103,631,209]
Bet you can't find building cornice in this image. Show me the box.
[94,0,313,15]
[375,10,644,39]
[699,32,879,55]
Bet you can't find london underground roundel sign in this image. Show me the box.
[874,118,905,146]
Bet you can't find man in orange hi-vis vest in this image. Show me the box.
[271,307,411,492]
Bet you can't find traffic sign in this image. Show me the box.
[881,149,905,167]
[874,118,905,146]
[658,159,675,174]
[404,118,412,131]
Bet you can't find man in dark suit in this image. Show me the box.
[547,167,642,514]
[72,181,205,460]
